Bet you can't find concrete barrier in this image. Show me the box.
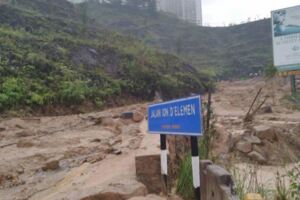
[136,156,238,200]
[200,160,238,200]
[135,155,166,194]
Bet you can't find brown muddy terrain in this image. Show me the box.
[211,77,300,189]
[0,78,299,200]
[0,104,174,200]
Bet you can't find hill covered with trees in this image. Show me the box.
[78,0,273,78]
[0,0,210,114]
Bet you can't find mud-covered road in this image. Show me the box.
[0,78,299,200]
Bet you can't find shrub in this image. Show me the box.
[0,77,28,108]
[264,64,277,78]
[177,153,194,200]
[58,80,88,104]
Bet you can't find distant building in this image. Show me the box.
[156,0,202,26]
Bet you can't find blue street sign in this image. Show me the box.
[148,96,203,136]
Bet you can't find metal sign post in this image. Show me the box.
[191,136,201,200]
[148,96,203,200]
[160,134,168,191]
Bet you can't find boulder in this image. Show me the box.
[244,135,261,144]
[42,160,60,171]
[229,134,243,152]
[248,151,266,164]
[253,125,277,141]
[258,105,272,114]
[121,112,134,119]
[0,127,5,132]
[133,111,144,123]
[15,130,34,137]
[236,141,252,153]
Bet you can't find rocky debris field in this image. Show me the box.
[211,78,300,165]
[0,104,179,200]
[210,77,300,188]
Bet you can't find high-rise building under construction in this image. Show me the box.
[156,0,202,26]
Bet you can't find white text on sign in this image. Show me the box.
[150,104,196,118]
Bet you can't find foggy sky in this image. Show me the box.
[202,0,300,26]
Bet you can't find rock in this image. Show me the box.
[42,160,60,171]
[129,195,166,200]
[0,174,4,185]
[258,105,272,114]
[167,195,183,200]
[253,145,265,156]
[93,117,102,125]
[107,137,122,147]
[0,127,5,132]
[100,118,115,127]
[15,130,34,137]
[81,192,125,200]
[136,155,165,194]
[253,125,277,141]
[236,141,252,153]
[248,151,266,164]
[122,124,140,136]
[16,166,24,174]
[15,124,25,129]
[133,111,144,123]
[17,141,34,148]
[229,134,242,152]
[112,148,122,155]
[244,135,261,144]
[121,112,134,119]
[86,153,105,164]
[90,138,101,143]
[93,180,148,200]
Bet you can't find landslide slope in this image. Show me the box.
[0,0,209,114]
[78,1,273,78]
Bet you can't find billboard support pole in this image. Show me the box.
[291,75,297,95]
[160,134,168,194]
[191,136,201,200]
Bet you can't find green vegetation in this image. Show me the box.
[288,164,300,200]
[231,166,272,199]
[79,0,273,78]
[264,64,277,78]
[231,164,300,200]
[284,93,300,110]
[0,0,210,113]
[177,154,194,200]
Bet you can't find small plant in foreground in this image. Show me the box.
[275,171,290,200]
[176,154,194,200]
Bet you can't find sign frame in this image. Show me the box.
[148,95,203,136]
[271,5,300,72]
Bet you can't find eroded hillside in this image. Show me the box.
[0,0,210,114]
